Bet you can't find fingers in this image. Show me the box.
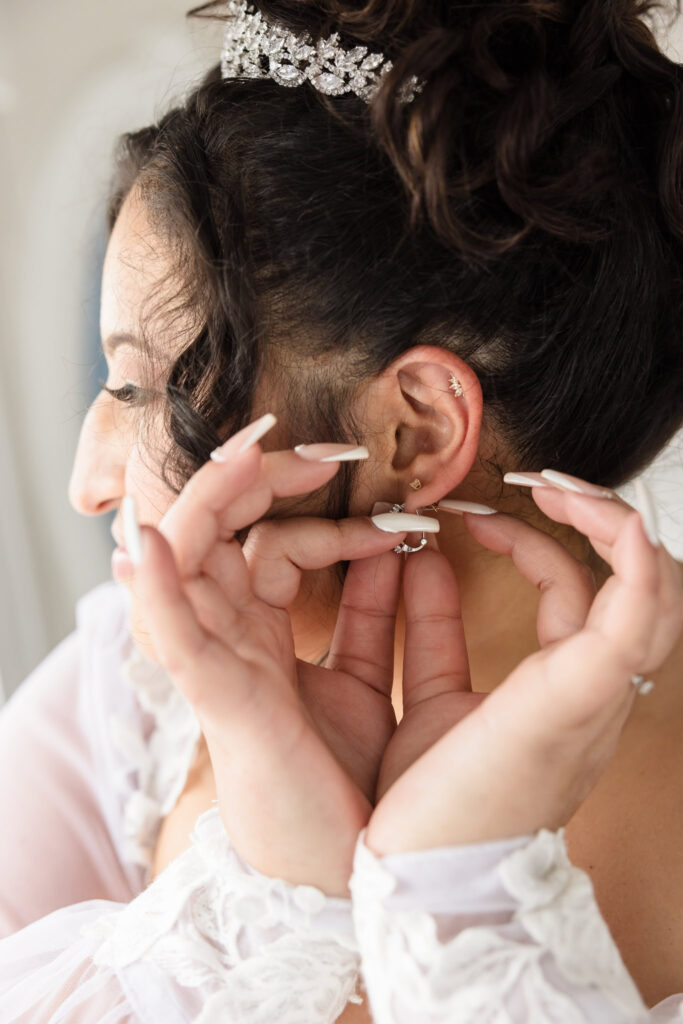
[401,549,472,710]
[531,485,679,586]
[242,515,415,608]
[461,510,597,646]
[582,510,681,675]
[160,446,344,580]
[466,481,682,731]
[325,550,402,695]
[128,514,287,729]
[530,488,683,650]
[132,524,215,706]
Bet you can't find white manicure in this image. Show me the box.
[438,499,497,515]
[122,495,143,565]
[371,512,440,534]
[503,472,550,488]
[634,479,660,548]
[294,443,369,462]
[540,468,614,499]
[237,412,278,454]
[319,447,369,462]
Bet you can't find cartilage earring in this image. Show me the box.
[409,478,422,490]
[449,374,464,397]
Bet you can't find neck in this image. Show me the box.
[289,487,611,719]
[390,502,611,719]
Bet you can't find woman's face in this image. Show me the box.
[69,187,341,662]
[68,189,185,653]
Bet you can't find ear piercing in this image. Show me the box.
[390,503,428,555]
[409,478,422,490]
[631,674,655,695]
[371,503,440,553]
[449,374,464,397]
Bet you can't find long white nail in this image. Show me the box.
[294,443,369,462]
[540,469,615,499]
[503,472,550,488]
[634,479,660,548]
[122,495,143,566]
[371,512,440,534]
[211,413,277,462]
[437,499,497,515]
[237,413,277,454]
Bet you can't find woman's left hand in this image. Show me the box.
[365,482,683,855]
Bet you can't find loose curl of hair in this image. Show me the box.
[106,0,683,537]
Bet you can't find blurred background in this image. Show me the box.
[0,1,222,702]
[0,3,681,703]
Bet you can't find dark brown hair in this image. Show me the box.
[107,0,683,521]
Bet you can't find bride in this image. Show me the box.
[0,1,682,1021]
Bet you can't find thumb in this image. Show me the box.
[402,548,472,712]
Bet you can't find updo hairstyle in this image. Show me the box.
[107,0,683,527]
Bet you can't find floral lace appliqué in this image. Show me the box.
[82,808,362,1024]
[107,646,201,877]
[350,827,650,1024]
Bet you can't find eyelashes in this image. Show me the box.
[98,379,147,406]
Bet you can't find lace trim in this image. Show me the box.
[108,646,201,876]
[350,827,649,1023]
[500,828,648,1016]
[82,807,362,1024]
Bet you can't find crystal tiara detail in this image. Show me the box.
[220,0,420,103]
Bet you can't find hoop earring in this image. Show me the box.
[391,503,428,555]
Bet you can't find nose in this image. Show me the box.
[68,396,126,516]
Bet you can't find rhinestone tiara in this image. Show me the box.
[220,0,419,103]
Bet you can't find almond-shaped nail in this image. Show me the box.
[540,469,615,499]
[210,413,277,462]
[122,495,143,566]
[371,512,440,534]
[503,472,550,488]
[294,443,369,462]
[437,500,497,515]
[634,478,660,548]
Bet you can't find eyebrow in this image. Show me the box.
[102,332,144,354]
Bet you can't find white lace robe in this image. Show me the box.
[0,582,680,1022]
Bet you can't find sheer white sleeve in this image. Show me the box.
[0,807,362,1024]
[349,826,683,1024]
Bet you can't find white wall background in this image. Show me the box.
[0,1,223,700]
[0,3,681,701]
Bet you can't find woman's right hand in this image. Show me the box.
[127,416,411,896]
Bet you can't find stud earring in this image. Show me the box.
[409,478,422,490]
[449,374,464,397]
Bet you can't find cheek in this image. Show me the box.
[125,443,177,526]
[116,446,177,661]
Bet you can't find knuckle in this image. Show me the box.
[244,520,279,557]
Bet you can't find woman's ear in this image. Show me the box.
[355,345,483,513]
